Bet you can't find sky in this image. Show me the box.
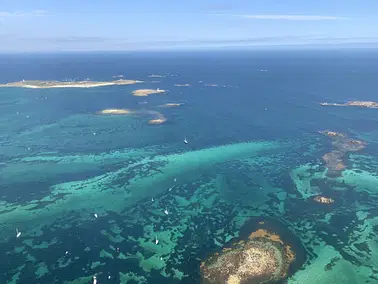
[0,0,378,52]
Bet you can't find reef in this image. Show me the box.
[132,89,165,96]
[320,101,378,108]
[201,228,296,284]
[0,79,140,89]
[319,130,366,176]
[313,196,335,204]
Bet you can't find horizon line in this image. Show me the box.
[0,44,377,54]
[209,13,349,21]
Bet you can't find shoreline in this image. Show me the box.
[0,79,142,89]
[132,89,166,97]
[320,101,378,109]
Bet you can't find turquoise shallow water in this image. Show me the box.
[0,50,378,283]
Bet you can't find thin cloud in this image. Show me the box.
[0,10,49,18]
[213,14,346,21]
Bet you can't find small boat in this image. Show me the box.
[184,137,188,144]
[155,236,159,245]
[94,213,98,218]
[16,228,21,238]
[164,208,169,215]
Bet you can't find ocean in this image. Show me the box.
[0,50,378,283]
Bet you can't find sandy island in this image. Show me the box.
[0,79,141,89]
[132,89,166,97]
[98,109,133,115]
[320,101,378,109]
[145,110,167,124]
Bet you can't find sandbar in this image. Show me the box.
[148,118,167,125]
[174,84,191,87]
[132,89,165,97]
[320,101,378,109]
[159,103,183,108]
[147,111,167,125]
[0,79,141,89]
[98,109,133,115]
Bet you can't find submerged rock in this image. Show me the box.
[313,196,335,204]
[319,130,366,176]
[200,229,295,284]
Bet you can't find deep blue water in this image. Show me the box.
[1,50,378,284]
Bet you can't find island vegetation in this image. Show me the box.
[0,79,141,89]
[320,101,378,109]
[201,228,296,283]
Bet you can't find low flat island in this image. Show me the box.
[0,79,141,89]
[174,84,191,87]
[98,109,133,115]
[160,103,183,108]
[132,89,166,97]
[320,101,378,108]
